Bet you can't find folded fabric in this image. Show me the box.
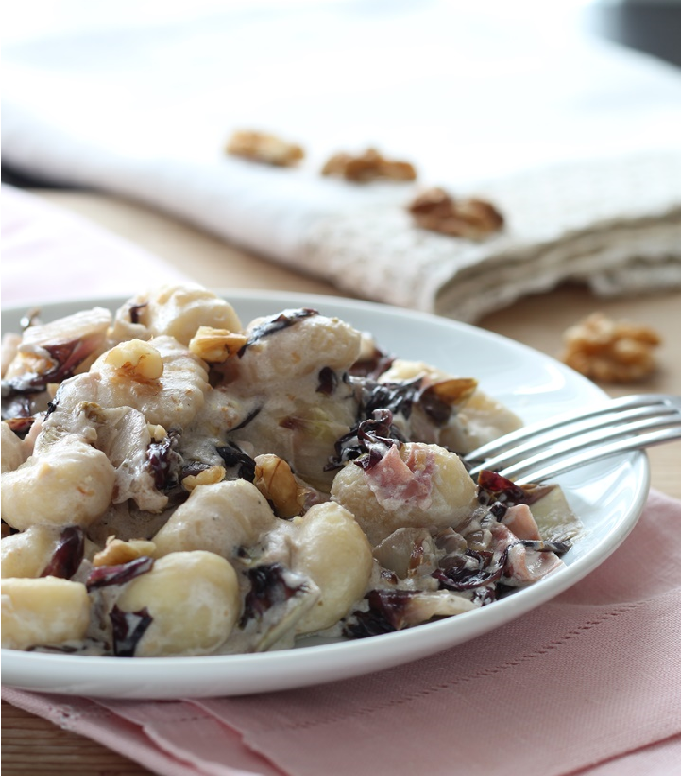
[2,1,681,322]
[3,489,681,776]
[297,152,681,321]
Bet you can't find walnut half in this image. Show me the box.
[189,326,247,363]
[560,313,661,383]
[321,148,417,183]
[226,130,304,167]
[253,453,305,518]
[407,187,504,240]
[93,538,157,567]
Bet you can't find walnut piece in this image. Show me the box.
[182,465,227,491]
[253,453,305,518]
[407,187,504,240]
[103,339,164,381]
[560,313,661,383]
[189,326,248,363]
[321,148,417,183]
[225,130,304,167]
[93,538,157,567]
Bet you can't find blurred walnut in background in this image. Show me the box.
[407,187,504,240]
[226,130,304,167]
[321,148,417,183]
[561,313,661,383]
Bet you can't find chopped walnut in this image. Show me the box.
[561,313,661,383]
[225,130,304,167]
[321,148,417,183]
[182,465,226,491]
[93,537,157,567]
[189,326,248,363]
[407,187,504,240]
[253,453,305,518]
[103,339,164,381]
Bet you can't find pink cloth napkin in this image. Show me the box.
[2,489,681,776]
[1,187,681,776]
[1,186,187,307]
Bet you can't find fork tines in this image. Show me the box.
[465,394,681,484]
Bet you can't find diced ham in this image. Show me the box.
[505,542,565,584]
[491,522,564,585]
[502,503,541,541]
[491,522,517,553]
[365,444,435,511]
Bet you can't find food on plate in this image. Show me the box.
[225,129,305,167]
[321,147,417,182]
[406,187,504,240]
[0,283,581,657]
[560,312,661,383]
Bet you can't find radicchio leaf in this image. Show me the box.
[238,308,318,357]
[110,606,153,657]
[145,429,182,490]
[327,408,406,471]
[86,556,154,591]
[5,416,35,438]
[40,526,84,579]
[348,348,395,380]
[432,547,509,591]
[359,377,422,420]
[416,385,453,426]
[178,461,212,480]
[316,366,338,396]
[519,539,571,555]
[344,590,420,638]
[477,470,554,508]
[355,409,406,471]
[3,336,101,396]
[128,302,148,324]
[239,563,306,627]
[1,392,34,423]
[216,442,257,481]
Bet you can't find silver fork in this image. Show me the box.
[464,394,681,485]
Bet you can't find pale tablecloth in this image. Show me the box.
[1,0,680,322]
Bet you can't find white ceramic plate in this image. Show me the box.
[1,292,650,699]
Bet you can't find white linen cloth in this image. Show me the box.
[2,0,680,321]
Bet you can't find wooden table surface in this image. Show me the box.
[2,190,681,776]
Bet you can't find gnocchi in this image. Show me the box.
[2,434,115,530]
[0,283,581,657]
[114,551,241,657]
[293,502,373,633]
[331,442,477,547]
[1,577,91,650]
[1,421,27,473]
